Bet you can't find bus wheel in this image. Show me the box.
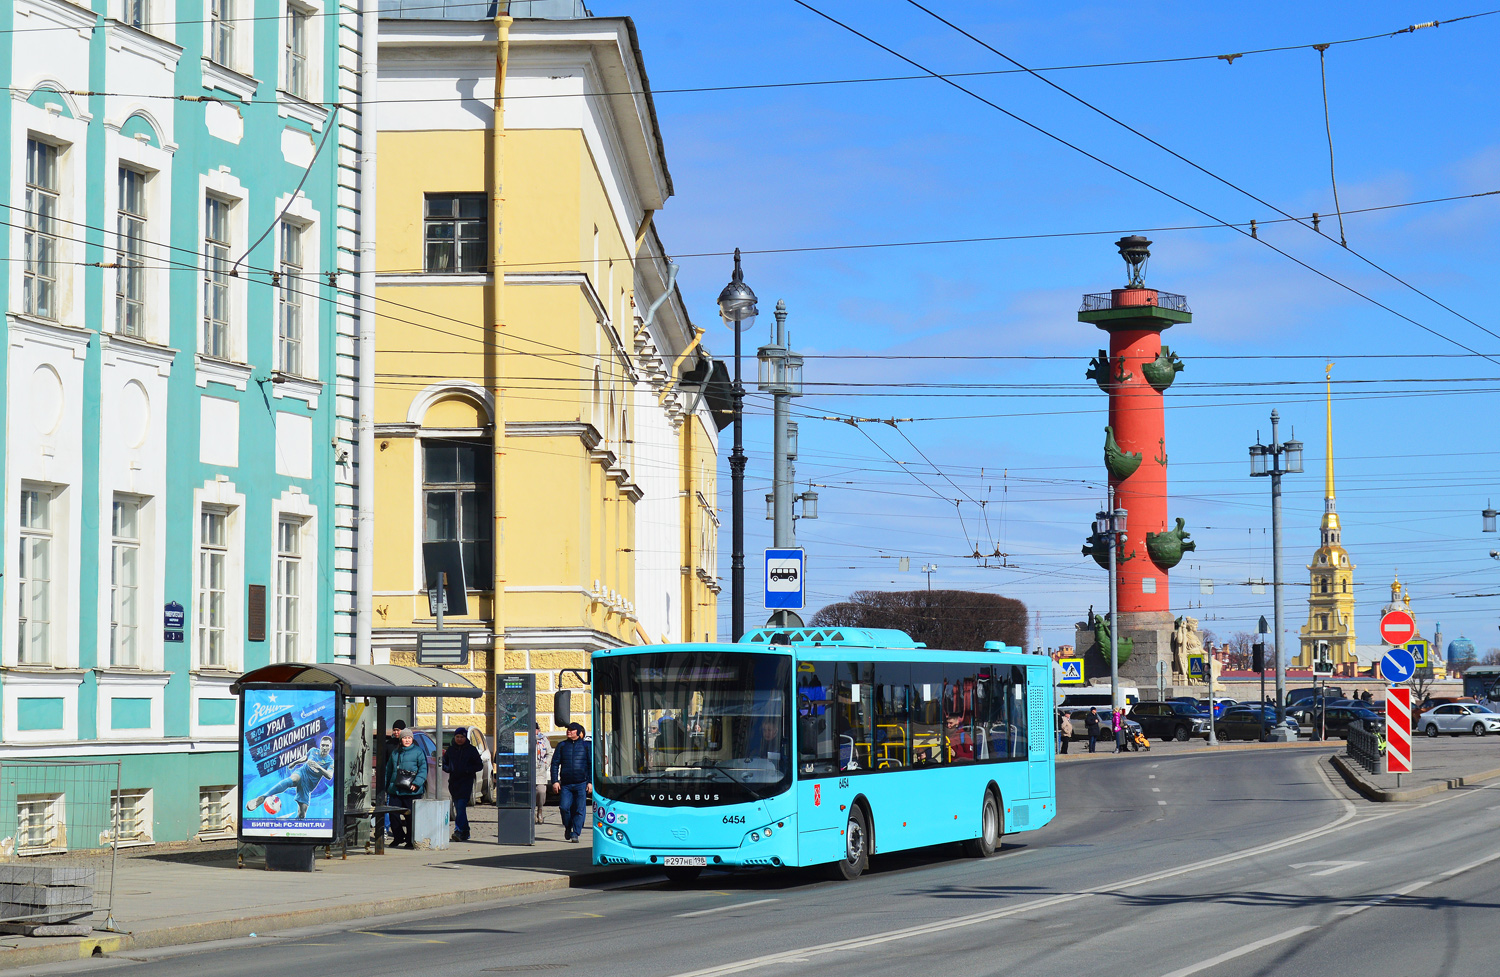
[828,806,869,880]
[663,866,702,884]
[963,791,1000,858]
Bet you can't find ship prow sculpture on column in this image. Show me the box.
[1074,237,1198,698]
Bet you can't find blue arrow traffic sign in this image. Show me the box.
[1380,648,1416,684]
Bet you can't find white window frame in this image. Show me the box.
[110,496,143,668]
[116,165,148,336]
[191,481,244,671]
[11,92,88,328]
[108,788,154,846]
[18,486,54,666]
[270,192,321,396]
[274,0,327,129]
[196,171,248,370]
[284,3,310,100]
[277,218,305,375]
[107,124,172,345]
[23,139,61,321]
[197,784,236,839]
[197,506,229,668]
[123,0,149,30]
[16,793,66,855]
[271,490,318,663]
[209,0,235,69]
[202,193,232,359]
[274,516,302,662]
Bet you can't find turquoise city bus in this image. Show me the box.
[588,627,1057,880]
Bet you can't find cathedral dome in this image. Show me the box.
[1448,636,1476,662]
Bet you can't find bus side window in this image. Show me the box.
[836,662,874,772]
[873,663,911,769]
[797,661,838,776]
[1010,666,1029,758]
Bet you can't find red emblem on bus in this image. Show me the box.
[814,784,821,806]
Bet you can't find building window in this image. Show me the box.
[108,789,153,846]
[117,167,147,336]
[423,441,492,589]
[210,0,235,67]
[274,517,302,663]
[197,507,229,667]
[423,194,486,274]
[284,3,310,98]
[16,794,65,855]
[198,785,236,838]
[24,139,60,320]
[1320,614,1329,631]
[277,220,304,374]
[124,0,148,29]
[111,498,141,667]
[203,195,232,358]
[1319,577,1328,595]
[18,488,53,665]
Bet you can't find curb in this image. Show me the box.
[1328,753,1500,803]
[0,865,638,971]
[1057,740,1333,763]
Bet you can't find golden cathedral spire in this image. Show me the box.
[1325,362,1335,503]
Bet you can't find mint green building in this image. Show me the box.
[1,0,364,845]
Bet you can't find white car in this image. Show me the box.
[1419,703,1500,737]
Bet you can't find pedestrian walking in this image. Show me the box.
[1084,707,1101,753]
[1059,712,1073,755]
[1112,708,1127,753]
[533,723,552,825]
[549,722,592,843]
[442,727,485,842]
[385,728,428,849]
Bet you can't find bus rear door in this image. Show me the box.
[1027,664,1053,800]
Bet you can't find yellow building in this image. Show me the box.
[1297,369,1357,675]
[370,10,719,738]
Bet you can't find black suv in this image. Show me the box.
[1131,701,1211,742]
[1286,704,1382,740]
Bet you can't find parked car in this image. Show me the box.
[1418,702,1500,737]
[1195,697,1238,719]
[1286,706,1383,740]
[1132,701,1212,741]
[1288,686,1345,706]
[1215,705,1301,741]
[1418,696,1477,714]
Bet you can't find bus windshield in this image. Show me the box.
[594,651,793,806]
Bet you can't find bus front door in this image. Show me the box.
[1027,665,1053,799]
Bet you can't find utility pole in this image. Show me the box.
[1250,412,1303,738]
[717,251,758,641]
[922,564,937,591]
[759,300,803,547]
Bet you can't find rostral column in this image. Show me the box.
[1078,237,1195,687]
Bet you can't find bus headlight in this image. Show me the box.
[750,831,760,842]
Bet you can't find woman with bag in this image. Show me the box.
[385,728,427,849]
[533,723,552,825]
[1059,712,1073,754]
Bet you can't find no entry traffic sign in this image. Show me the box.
[1386,687,1413,774]
[1379,609,1416,646]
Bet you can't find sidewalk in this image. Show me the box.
[0,810,624,971]
[1329,736,1500,801]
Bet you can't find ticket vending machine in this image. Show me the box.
[494,673,536,845]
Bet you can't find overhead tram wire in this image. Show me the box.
[789,0,1500,369]
[906,0,1500,345]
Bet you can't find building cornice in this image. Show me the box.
[100,332,177,374]
[506,420,602,449]
[195,355,253,391]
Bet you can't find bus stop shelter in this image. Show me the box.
[232,663,483,857]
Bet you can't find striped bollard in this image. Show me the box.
[1386,687,1413,781]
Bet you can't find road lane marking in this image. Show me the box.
[1158,926,1316,977]
[1289,860,1366,877]
[1157,800,1167,806]
[352,931,447,944]
[1149,775,1157,779]
[676,898,779,918]
[665,796,1360,977]
[1152,788,1161,792]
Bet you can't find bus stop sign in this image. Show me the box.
[765,548,804,609]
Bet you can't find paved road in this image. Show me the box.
[24,746,1500,977]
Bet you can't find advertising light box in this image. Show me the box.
[239,686,343,843]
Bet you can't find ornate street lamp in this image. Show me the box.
[1116,235,1152,289]
[717,249,758,641]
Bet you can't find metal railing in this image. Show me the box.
[1346,720,1386,775]
[1080,291,1191,313]
[0,760,122,933]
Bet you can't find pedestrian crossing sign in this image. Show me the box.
[1406,639,1428,667]
[1188,654,1206,678]
[1059,658,1084,685]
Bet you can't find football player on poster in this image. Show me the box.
[248,735,335,819]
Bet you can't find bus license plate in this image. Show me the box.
[664,857,706,867]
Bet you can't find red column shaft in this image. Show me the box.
[1108,327,1168,614]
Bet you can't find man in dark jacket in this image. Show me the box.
[443,727,486,842]
[1084,708,1101,754]
[549,722,591,843]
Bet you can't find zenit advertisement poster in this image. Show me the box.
[240,687,341,842]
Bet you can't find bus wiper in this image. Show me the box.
[695,758,750,785]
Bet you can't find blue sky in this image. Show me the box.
[596,1,1500,658]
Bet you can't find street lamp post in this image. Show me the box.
[1249,410,1303,738]
[922,563,937,590]
[757,300,805,548]
[717,249,758,641]
[1093,488,1129,713]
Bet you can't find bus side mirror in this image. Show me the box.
[553,690,571,727]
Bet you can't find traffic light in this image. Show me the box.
[1252,642,1265,673]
